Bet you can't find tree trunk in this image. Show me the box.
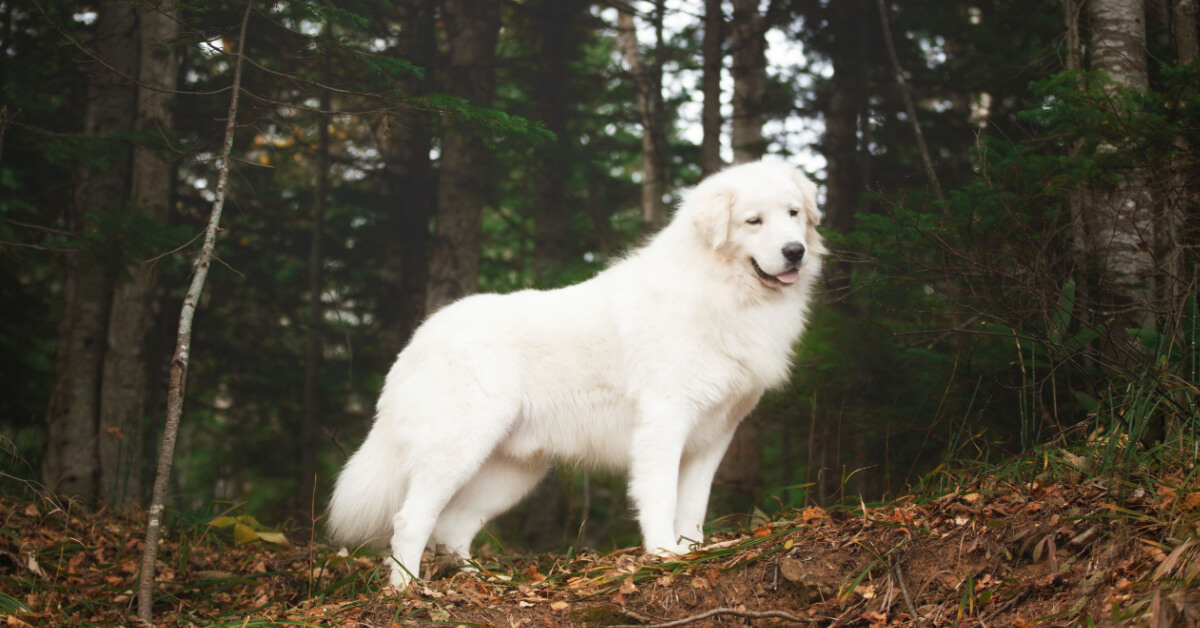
[1085,0,1157,349]
[824,0,867,257]
[380,0,437,350]
[730,0,766,163]
[98,4,177,507]
[1176,0,1200,60]
[713,0,771,515]
[615,1,667,227]
[424,0,501,313]
[138,2,252,620]
[301,55,331,521]
[700,0,723,176]
[532,0,584,280]
[1063,0,1096,370]
[44,1,138,501]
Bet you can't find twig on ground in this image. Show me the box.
[612,606,823,627]
[893,559,925,628]
[981,589,1031,623]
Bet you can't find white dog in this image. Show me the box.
[328,160,824,588]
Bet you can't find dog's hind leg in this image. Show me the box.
[430,453,549,566]
[383,407,521,588]
[387,458,491,589]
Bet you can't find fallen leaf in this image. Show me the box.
[233,523,258,545]
[619,576,637,595]
[255,530,290,545]
[800,506,828,524]
[549,601,569,611]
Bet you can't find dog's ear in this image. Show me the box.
[688,187,734,249]
[791,170,822,226]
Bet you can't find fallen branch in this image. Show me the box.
[612,606,824,627]
[893,559,925,628]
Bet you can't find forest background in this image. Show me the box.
[0,0,1196,556]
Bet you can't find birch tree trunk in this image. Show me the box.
[137,2,252,620]
[424,0,501,312]
[98,3,178,507]
[616,0,667,227]
[730,0,766,163]
[1085,0,1157,346]
[700,0,723,176]
[44,1,138,501]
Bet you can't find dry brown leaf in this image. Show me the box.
[1152,539,1195,581]
[619,576,637,595]
[800,506,828,525]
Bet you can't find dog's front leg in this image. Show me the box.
[674,424,738,548]
[628,409,691,557]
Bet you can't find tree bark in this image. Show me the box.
[616,0,667,227]
[700,0,723,176]
[1085,0,1156,345]
[730,0,766,163]
[715,0,772,513]
[532,0,584,279]
[301,45,331,521]
[98,3,178,507]
[1176,0,1200,61]
[424,0,501,313]
[380,0,437,349]
[1063,0,1095,364]
[824,0,867,251]
[44,1,138,501]
[138,2,252,620]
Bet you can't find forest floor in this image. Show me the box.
[2,453,1198,627]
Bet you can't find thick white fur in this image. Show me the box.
[327,160,824,588]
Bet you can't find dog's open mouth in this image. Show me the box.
[751,258,801,285]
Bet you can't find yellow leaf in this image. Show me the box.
[256,530,290,545]
[209,516,238,528]
[234,523,259,545]
[236,515,261,527]
[550,601,570,611]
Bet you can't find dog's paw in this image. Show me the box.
[386,566,416,593]
[644,542,690,560]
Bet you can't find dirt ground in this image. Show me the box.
[2,473,1198,627]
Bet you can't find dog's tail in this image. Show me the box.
[327,431,406,549]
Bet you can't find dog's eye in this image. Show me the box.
[746,217,762,225]
[788,208,800,217]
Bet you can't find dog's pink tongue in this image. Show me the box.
[776,270,800,284]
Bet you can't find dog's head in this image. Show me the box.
[684,160,824,289]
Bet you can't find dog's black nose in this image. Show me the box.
[781,241,806,263]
